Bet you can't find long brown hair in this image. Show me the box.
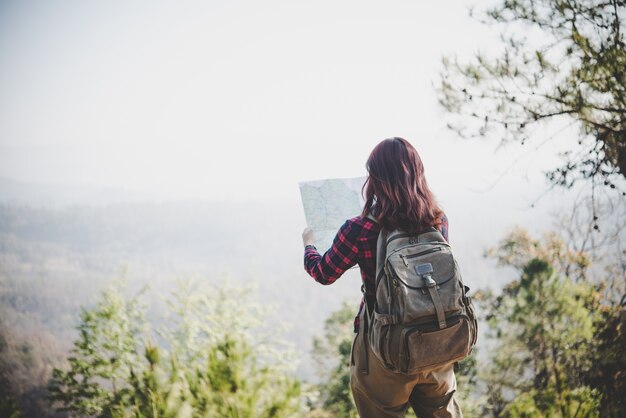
[361,137,443,232]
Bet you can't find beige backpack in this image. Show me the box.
[359,226,477,375]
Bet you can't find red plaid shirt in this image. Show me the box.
[304,215,449,332]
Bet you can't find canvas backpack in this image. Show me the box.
[358,223,478,375]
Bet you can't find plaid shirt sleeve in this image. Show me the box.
[303,219,360,285]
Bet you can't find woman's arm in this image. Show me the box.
[303,219,359,285]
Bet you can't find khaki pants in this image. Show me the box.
[350,332,463,418]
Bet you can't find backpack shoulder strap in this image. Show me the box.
[375,228,389,286]
[366,214,390,286]
[360,213,387,375]
[417,227,446,244]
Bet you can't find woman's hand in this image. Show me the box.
[302,227,315,247]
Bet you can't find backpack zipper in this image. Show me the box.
[401,247,443,261]
[387,242,450,260]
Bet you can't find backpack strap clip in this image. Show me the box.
[416,263,447,329]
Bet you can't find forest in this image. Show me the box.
[1,0,626,417]
[0,193,623,417]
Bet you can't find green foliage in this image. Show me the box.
[439,0,626,189]
[480,229,604,417]
[501,386,601,418]
[454,354,484,417]
[485,227,590,281]
[585,303,626,417]
[48,280,146,416]
[0,394,22,418]
[310,300,357,418]
[48,280,303,417]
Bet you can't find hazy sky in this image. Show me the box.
[1,0,569,200]
[1,2,604,375]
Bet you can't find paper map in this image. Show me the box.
[298,177,366,251]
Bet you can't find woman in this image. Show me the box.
[302,137,462,418]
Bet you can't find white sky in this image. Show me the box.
[0,0,569,211]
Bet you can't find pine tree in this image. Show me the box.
[480,229,603,417]
[48,280,303,417]
[439,0,626,190]
[310,301,357,417]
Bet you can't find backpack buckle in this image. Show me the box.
[415,263,436,287]
[423,275,437,287]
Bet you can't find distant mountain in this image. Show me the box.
[1,176,590,381]
[0,176,154,208]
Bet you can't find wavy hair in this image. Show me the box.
[361,137,443,232]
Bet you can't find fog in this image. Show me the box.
[0,0,589,382]
[0,174,576,379]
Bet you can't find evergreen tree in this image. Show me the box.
[439,0,626,190]
[480,229,603,417]
[48,280,303,418]
[48,281,146,416]
[310,301,357,418]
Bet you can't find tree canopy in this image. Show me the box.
[48,280,303,418]
[479,227,625,417]
[439,0,626,191]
